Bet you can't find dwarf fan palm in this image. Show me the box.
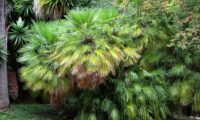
[53,8,140,88]
[19,21,70,107]
[18,21,68,93]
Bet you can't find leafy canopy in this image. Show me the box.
[19,21,69,93]
[19,8,140,91]
[53,8,140,88]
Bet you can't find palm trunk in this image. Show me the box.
[0,0,10,109]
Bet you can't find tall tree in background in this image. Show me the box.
[0,0,10,108]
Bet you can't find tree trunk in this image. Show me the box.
[0,0,10,109]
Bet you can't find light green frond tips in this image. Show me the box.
[110,108,120,120]
[170,64,188,77]
[66,8,119,29]
[194,91,200,111]
[52,8,140,88]
[18,21,67,93]
[88,114,97,120]
[125,104,137,119]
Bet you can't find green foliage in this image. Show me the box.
[75,0,91,7]
[169,25,200,53]
[166,0,200,112]
[33,0,75,19]
[90,0,113,8]
[0,104,58,120]
[6,0,35,23]
[19,8,140,90]
[5,0,15,21]
[65,68,169,120]
[169,67,200,111]
[18,21,69,93]
[183,0,200,12]
[75,0,113,8]
[15,0,35,18]
[53,8,140,88]
[16,0,200,118]
[62,3,174,119]
[9,17,29,48]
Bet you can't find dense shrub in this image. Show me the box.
[16,0,200,119]
[65,68,169,120]
[19,7,140,100]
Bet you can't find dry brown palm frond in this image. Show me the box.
[70,64,106,89]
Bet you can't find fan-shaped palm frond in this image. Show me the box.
[19,21,69,107]
[18,21,68,93]
[66,68,169,120]
[52,8,140,88]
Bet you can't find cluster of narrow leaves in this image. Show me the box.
[18,0,200,118]
[9,17,29,48]
[6,0,35,22]
[64,68,169,120]
[19,8,140,91]
[33,0,75,20]
[62,2,176,119]
[19,21,69,93]
[168,31,200,111]
[167,0,200,112]
[168,50,200,111]
[52,8,140,88]
[15,0,35,18]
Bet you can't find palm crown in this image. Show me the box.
[53,8,140,88]
[19,21,68,93]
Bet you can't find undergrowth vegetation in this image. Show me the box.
[4,0,200,119]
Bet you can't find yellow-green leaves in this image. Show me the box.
[19,8,140,90]
[19,22,68,93]
[52,8,140,88]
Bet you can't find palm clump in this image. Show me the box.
[19,21,70,107]
[53,8,140,88]
[19,21,69,93]
[61,5,173,119]
[19,8,140,91]
[64,68,169,120]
